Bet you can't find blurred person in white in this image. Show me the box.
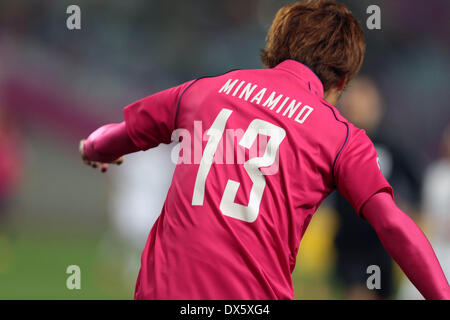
[100,143,175,286]
[399,124,450,299]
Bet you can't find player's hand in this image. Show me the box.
[79,139,124,173]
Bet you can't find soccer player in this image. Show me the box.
[79,0,450,299]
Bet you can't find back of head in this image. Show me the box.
[261,0,366,92]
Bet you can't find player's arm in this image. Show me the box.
[79,80,194,172]
[362,191,450,300]
[80,122,140,172]
[335,126,449,299]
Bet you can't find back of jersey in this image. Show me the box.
[124,60,392,299]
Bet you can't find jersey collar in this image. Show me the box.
[274,59,324,98]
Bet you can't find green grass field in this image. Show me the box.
[0,224,132,299]
[0,210,340,300]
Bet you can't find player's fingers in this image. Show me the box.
[101,163,109,172]
[113,157,124,165]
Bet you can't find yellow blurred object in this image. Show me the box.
[292,205,339,299]
[295,205,338,274]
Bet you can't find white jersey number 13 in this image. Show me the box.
[192,108,286,223]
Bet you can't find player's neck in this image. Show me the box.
[323,88,342,106]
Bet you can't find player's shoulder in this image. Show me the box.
[318,99,366,135]
[317,98,374,149]
[178,69,246,96]
[192,68,247,84]
[315,98,347,126]
[189,66,276,86]
[314,98,350,139]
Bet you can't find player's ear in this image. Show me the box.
[336,74,349,91]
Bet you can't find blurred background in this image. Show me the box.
[0,0,448,299]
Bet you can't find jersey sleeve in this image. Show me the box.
[123,81,193,150]
[334,127,394,217]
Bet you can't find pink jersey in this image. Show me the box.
[123,60,393,299]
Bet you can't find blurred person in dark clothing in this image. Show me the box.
[0,106,23,223]
[332,77,422,299]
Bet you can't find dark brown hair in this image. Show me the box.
[261,0,366,92]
